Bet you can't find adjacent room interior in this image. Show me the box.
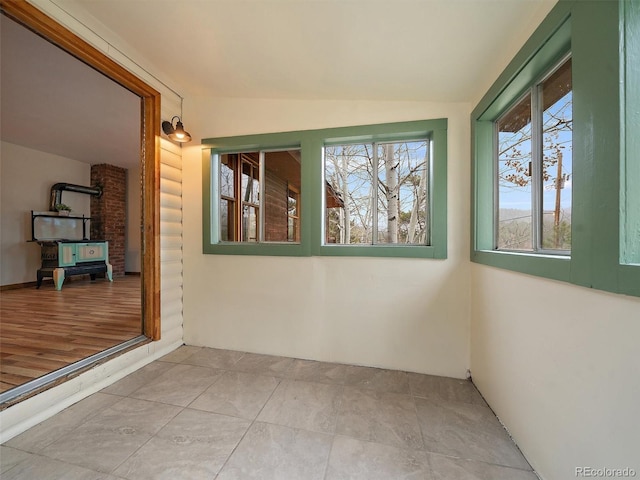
[0,12,146,402]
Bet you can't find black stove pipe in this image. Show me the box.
[49,183,103,211]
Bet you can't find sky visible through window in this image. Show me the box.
[497,57,572,251]
[325,140,429,245]
[498,92,572,211]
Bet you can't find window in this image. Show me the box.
[324,140,430,245]
[203,118,447,258]
[472,1,639,297]
[496,56,572,253]
[217,149,301,243]
[471,13,573,283]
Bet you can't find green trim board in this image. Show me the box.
[471,0,639,297]
[619,0,640,298]
[202,119,448,259]
[621,0,640,266]
[472,5,572,121]
[473,250,571,283]
[619,265,640,297]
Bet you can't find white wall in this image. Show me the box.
[470,264,640,480]
[181,98,471,377]
[0,141,91,286]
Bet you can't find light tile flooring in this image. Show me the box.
[1,346,538,479]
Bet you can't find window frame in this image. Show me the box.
[472,15,572,283]
[287,184,300,243]
[202,119,447,259]
[218,149,303,245]
[322,137,432,248]
[240,153,260,242]
[219,153,239,242]
[472,0,639,297]
[493,53,573,255]
[620,0,640,295]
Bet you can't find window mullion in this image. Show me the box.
[235,156,241,241]
[372,143,379,245]
[531,85,543,251]
[215,155,221,243]
[492,125,500,249]
[259,151,265,243]
[425,138,432,245]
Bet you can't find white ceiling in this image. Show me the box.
[1,0,555,165]
[59,0,555,102]
[0,14,140,168]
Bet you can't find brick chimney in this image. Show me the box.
[90,164,126,277]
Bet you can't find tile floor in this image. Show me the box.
[1,346,538,479]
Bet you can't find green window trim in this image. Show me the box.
[202,119,448,259]
[621,1,640,260]
[620,0,640,296]
[472,7,572,282]
[471,0,639,298]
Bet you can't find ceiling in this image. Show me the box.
[1,0,556,166]
[58,0,556,102]
[0,14,140,168]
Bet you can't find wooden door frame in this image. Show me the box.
[1,0,161,340]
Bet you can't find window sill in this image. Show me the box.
[202,242,446,259]
[203,242,309,257]
[471,249,571,282]
[484,249,570,260]
[318,244,445,259]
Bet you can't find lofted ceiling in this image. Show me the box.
[0,14,140,169]
[58,0,556,102]
[1,0,556,166]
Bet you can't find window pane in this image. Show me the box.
[242,205,258,242]
[288,194,297,217]
[220,154,235,198]
[263,150,301,242]
[239,153,260,242]
[220,198,235,241]
[325,144,374,244]
[287,187,299,242]
[377,145,390,243]
[497,94,533,251]
[241,155,259,205]
[541,58,572,251]
[377,141,429,244]
[288,216,297,242]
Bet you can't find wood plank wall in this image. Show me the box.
[159,140,184,343]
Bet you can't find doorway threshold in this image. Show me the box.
[0,335,149,409]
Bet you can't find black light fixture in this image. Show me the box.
[162,116,192,143]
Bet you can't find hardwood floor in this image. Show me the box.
[0,275,141,395]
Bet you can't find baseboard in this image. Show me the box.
[1,275,99,291]
[0,281,39,291]
[125,271,141,276]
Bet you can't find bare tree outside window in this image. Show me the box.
[325,140,429,245]
[497,56,572,252]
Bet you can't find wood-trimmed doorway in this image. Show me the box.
[0,0,160,401]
